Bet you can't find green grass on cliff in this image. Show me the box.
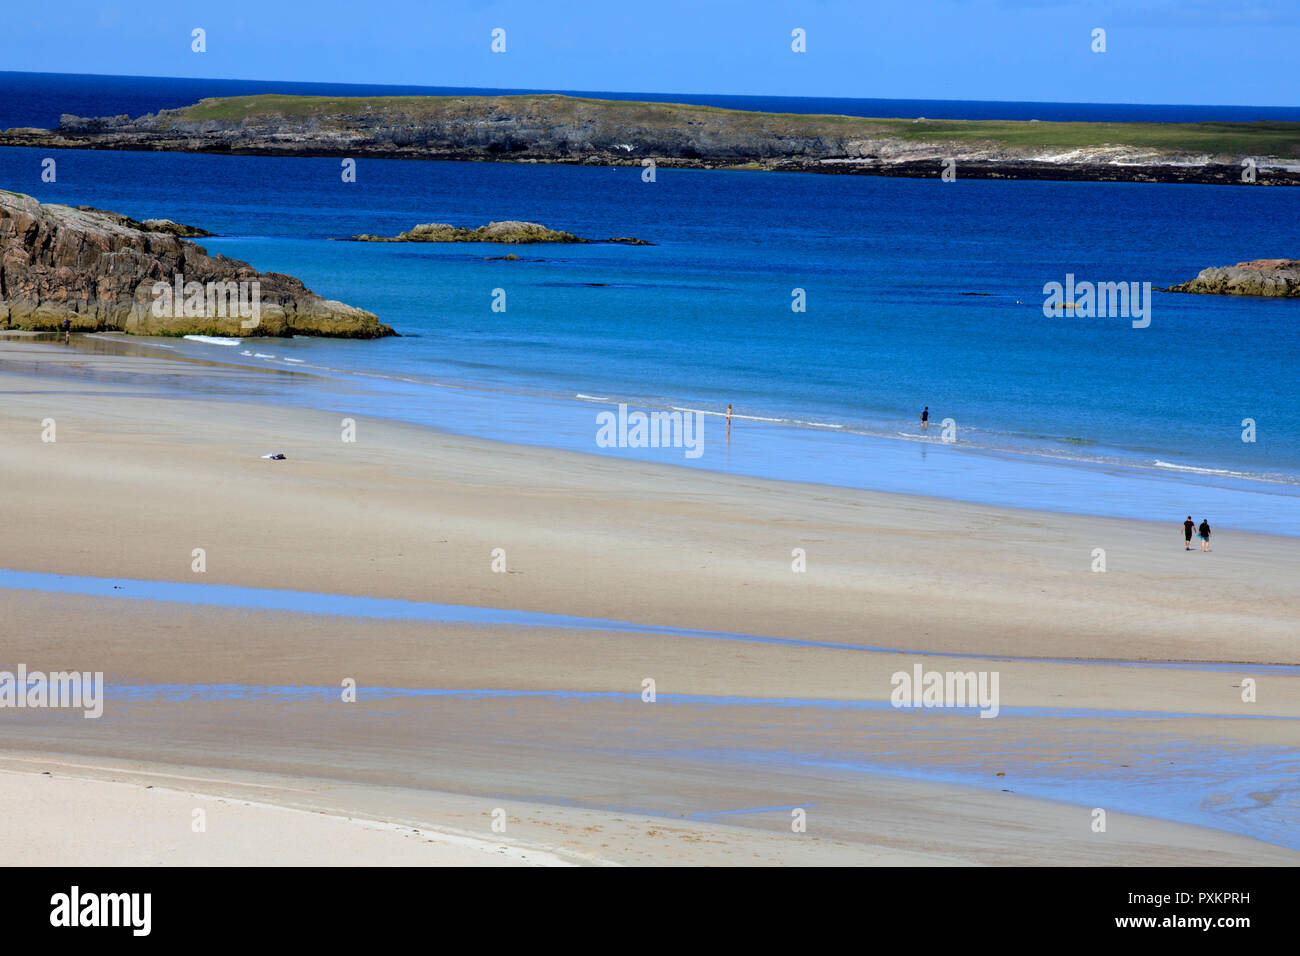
[166,94,1300,158]
[887,119,1300,156]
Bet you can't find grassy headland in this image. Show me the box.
[2,94,1296,185]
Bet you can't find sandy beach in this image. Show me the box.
[1,339,1297,866]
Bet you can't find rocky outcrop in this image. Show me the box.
[0,189,394,337]
[140,218,213,237]
[72,206,215,237]
[3,95,1296,186]
[350,220,651,244]
[1165,260,1300,297]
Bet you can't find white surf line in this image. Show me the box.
[182,335,241,346]
[671,406,844,427]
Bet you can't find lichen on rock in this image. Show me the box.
[1165,259,1300,297]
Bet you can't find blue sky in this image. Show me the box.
[3,0,1297,106]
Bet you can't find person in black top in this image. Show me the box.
[1183,516,1195,550]
[1198,519,1211,552]
[62,318,71,344]
[920,406,930,430]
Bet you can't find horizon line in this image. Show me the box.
[1,69,1295,114]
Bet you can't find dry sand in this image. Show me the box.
[0,340,1296,865]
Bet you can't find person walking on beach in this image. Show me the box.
[1183,516,1195,550]
[920,406,930,430]
[1198,519,1212,552]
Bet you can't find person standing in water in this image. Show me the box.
[725,404,733,444]
[1199,519,1211,552]
[62,318,71,345]
[1183,516,1195,550]
[920,406,930,430]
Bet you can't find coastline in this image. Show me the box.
[2,344,1298,864]
[4,132,1298,186]
[7,335,1298,535]
[4,89,1298,186]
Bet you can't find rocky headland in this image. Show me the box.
[0,189,393,337]
[1165,259,1300,297]
[2,94,1296,186]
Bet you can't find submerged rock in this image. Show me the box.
[0,189,394,337]
[1165,259,1300,297]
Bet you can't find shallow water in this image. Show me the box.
[3,569,1298,675]
[2,136,1298,533]
[10,673,1294,851]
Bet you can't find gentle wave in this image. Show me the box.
[60,335,1300,495]
[670,406,844,428]
[1153,460,1260,480]
[183,335,241,346]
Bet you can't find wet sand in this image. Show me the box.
[1,341,1297,865]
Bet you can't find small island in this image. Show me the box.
[349,220,651,245]
[1165,259,1300,297]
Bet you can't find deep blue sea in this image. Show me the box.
[2,72,1299,532]
[4,71,1300,130]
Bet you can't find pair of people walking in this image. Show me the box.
[1183,515,1211,551]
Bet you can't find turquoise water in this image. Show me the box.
[4,73,1298,857]
[2,82,1299,531]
